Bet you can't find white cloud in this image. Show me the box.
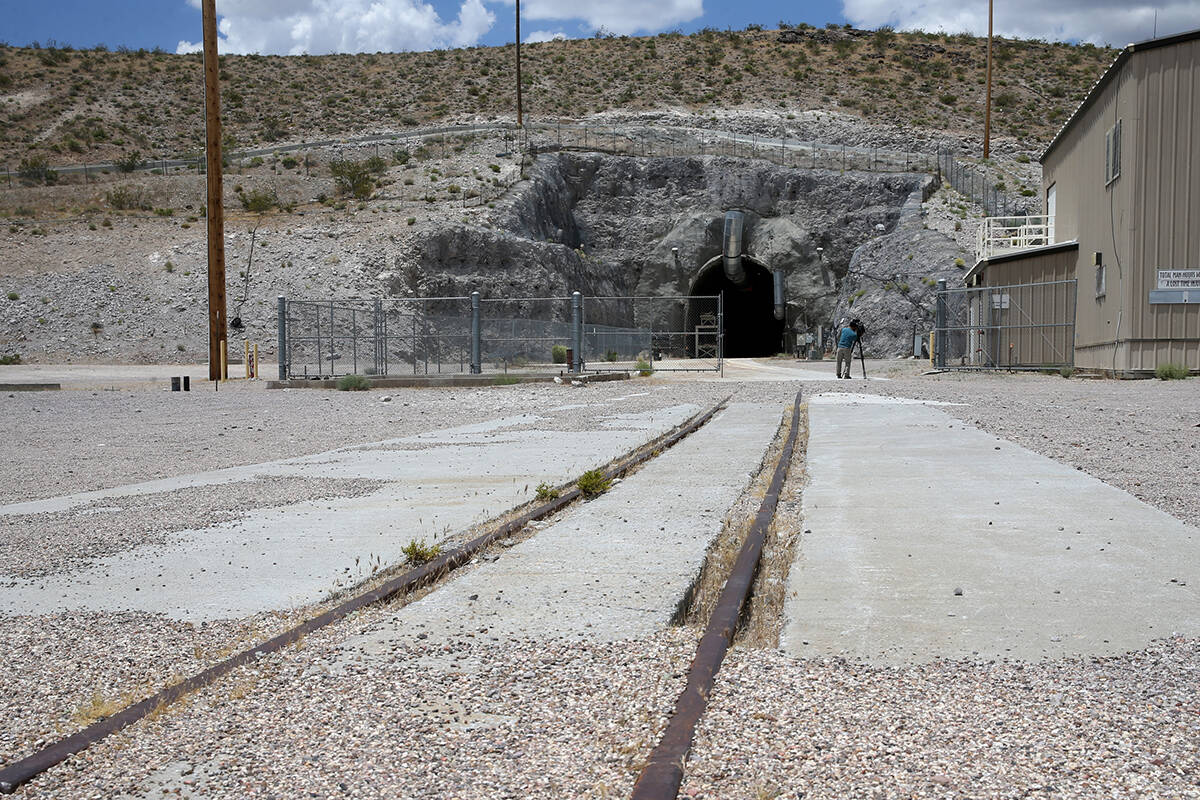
[842,0,1200,46]
[176,0,495,55]
[525,29,568,43]
[515,0,703,36]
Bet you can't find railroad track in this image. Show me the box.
[0,395,738,795]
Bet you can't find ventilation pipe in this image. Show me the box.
[773,269,786,321]
[722,211,748,288]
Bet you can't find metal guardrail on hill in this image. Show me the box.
[6,120,953,187]
[937,151,1034,217]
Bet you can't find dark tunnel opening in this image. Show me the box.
[689,258,785,358]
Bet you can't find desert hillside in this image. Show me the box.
[0,25,1115,169]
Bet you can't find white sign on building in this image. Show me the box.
[1157,269,1200,289]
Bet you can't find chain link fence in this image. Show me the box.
[279,293,723,379]
[934,279,1076,370]
[937,151,1034,217]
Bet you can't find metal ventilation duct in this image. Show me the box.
[722,211,748,288]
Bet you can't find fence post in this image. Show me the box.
[277,295,287,380]
[470,291,481,374]
[717,291,725,378]
[373,297,384,376]
[935,279,947,369]
[571,291,583,373]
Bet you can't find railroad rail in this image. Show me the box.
[632,389,803,799]
[0,396,730,795]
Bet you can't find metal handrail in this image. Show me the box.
[976,215,1056,261]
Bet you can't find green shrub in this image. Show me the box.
[105,184,151,211]
[281,157,298,169]
[114,150,144,173]
[605,349,619,362]
[552,344,567,364]
[634,358,652,377]
[493,376,521,385]
[1155,363,1188,380]
[153,207,174,217]
[401,539,441,566]
[1059,366,1074,378]
[336,374,370,391]
[0,353,21,365]
[17,156,57,185]
[329,158,375,200]
[577,468,612,497]
[535,482,560,501]
[6,291,18,301]
[240,187,278,213]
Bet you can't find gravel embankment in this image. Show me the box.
[2,372,1198,798]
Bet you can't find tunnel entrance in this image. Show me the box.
[690,257,784,357]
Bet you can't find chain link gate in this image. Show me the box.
[581,295,723,373]
[934,280,1076,370]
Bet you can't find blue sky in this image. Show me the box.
[2,0,1196,55]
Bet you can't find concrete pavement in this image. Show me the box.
[0,404,703,620]
[782,393,1200,662]
[335,401,785,663]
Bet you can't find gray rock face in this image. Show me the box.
[833,181,970,358]
[459,152,932,344]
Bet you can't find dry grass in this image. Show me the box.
[672,402,809,647]
[0,28,1114,169]
[676,404,793,630]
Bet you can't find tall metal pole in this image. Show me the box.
[202,0,227,381]
[983,0,994,160]
[515,0,523,129]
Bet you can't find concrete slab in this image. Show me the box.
[0,405,701,620]
[781,394,1200,663]
[718,358,890,383]
[336,402,784,660]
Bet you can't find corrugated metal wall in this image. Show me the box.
[1044,37,1199,373]
[977,248,1078,367]
[1129,38,1200,372]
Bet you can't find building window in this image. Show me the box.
[1095,264,1107,298]
[1105,120,1122,185]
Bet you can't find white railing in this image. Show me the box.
[976,215,1056,261]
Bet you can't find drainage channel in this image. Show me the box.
[631,389,803,800]
[0,396,730,796]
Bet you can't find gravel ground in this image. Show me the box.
[0,476,385,579]
[686,637,1200,799]
[3,371,1199,798]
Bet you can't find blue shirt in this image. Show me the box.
[838,327,858,348]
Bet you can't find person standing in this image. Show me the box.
[835,318,857,379]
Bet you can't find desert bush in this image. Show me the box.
[401,539,440,566]
[114,150,144,173]
[0,353,21,365]
[635,358,652,377]
[329,158,375,200]
[535,482,560,501]
[18,156,57,185]
[105,184,151,211]
[336,374,370,391]
[577,468,612,497]
[1155,363,1188,380]
[240,187,278,213]
[552,344,567,364]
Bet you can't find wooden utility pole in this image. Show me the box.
[983,0,994,159]
[515,0,523,128]
[202,0,227,381]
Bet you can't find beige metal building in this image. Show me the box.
[967,28,1200,375]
